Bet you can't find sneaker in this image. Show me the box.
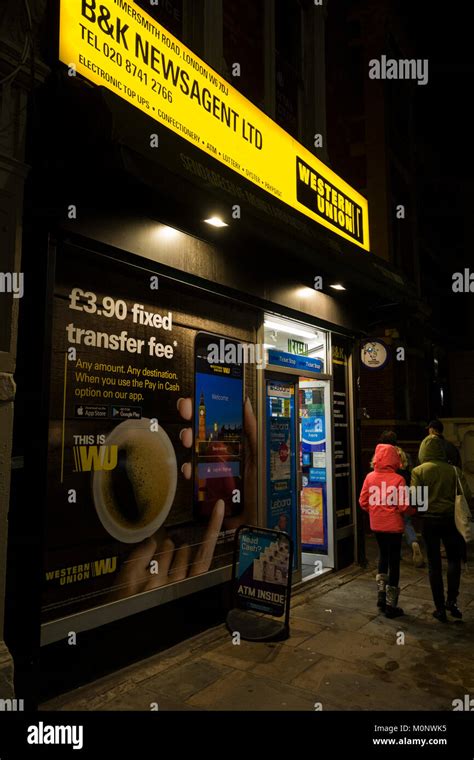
[433,610,448,623]
[411,541,425,568]
[445,601,462,619]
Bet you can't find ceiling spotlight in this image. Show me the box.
[330,284,346,291]
[204,216,228,228]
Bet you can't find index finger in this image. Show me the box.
[189,499,225,576]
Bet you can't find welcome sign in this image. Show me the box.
[59,0,370,250]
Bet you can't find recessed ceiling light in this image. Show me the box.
[330,284,346,291]
[204,217,228,228]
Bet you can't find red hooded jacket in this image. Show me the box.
[359,444,415,533]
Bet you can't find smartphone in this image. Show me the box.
[193,331,244,520]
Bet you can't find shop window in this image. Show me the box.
[264,316,327,372]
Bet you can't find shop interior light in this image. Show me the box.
[158,225,180,239]
[297,287,314,298]
[204,216,228,228]
[264,319,316,340]
[330,283,346,291]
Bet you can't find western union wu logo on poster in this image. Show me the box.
[59,0,370,250]
[73,444,118,472]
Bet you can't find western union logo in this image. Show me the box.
[45,558,118,584]
[73,445,118,472]
[296,157,364,244]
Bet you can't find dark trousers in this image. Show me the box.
[422,519,463,610]
[375,532,402,587]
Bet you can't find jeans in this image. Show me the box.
[422,518,463,610]
[375,532,403,587]
[404,516,417,547]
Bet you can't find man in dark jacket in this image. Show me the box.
[427,419,461,467]
[412,435,472,622]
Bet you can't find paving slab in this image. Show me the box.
[141,659,232,702]
[200,639,283,671]
[357,614,474,653]
[186,670,315,711]
[282,620,326,647]
[296,628,430,678]
[292,601,377,632]
[291,656,448,711]
[103,687,198,711]
[251,645,323,683]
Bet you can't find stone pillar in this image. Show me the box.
[0,155,24,704]
[0,0,48,698]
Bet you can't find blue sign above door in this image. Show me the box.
[267,349,324,373]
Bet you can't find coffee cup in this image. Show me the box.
[93,418,177,543]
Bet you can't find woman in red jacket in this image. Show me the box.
[359,444,416,618]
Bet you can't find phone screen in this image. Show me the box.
[194,332,244,519]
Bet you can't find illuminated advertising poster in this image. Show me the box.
[301,487,325,546]
[266,381,297,564]
[236,527,290,617]
[59,0,369,250]
[43,244,257,622]
[300,385,328,551]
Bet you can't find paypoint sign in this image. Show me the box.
[59,0,370,250]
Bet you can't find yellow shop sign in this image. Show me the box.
[60,0,370,250]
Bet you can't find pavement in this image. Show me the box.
[42,538,474,712]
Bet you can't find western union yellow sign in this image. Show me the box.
[59,0,370,250]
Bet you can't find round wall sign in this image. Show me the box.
[361,340,389,370]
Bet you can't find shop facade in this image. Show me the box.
[4,0,395,692]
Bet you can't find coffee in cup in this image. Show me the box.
[93,419,177,543]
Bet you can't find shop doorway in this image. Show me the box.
[264,372,334,585]
[298,377,334,581]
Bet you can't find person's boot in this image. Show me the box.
[445,600,462,619]
[411,541,425,568]
[385,585,404,618]
[376,573,388,611]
